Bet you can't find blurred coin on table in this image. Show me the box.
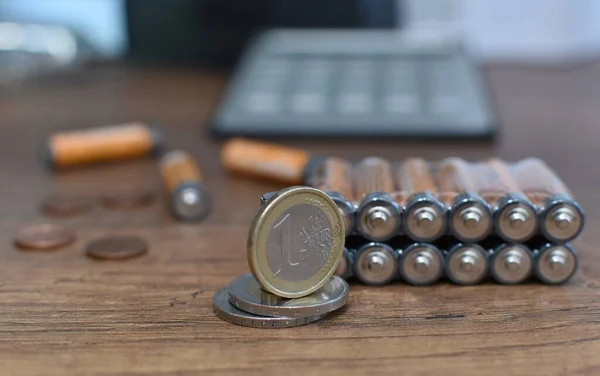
[228,274,349,318]
[213,288,326,329]
[41,195,95,217]
[14,224,76,250]
[85,236,148,260]
[100,189,157,210]
[247,186,345,298]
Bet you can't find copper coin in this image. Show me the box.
[100,189,156,210]
[41,195,95,217]
[85,236,148,260]
[14,224,76,250]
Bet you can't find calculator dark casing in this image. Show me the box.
[210,30,497,139]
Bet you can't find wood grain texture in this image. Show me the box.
[1,63,600,376]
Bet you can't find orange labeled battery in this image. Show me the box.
[477,158,537,243]
[159,150,211,221]
[510,158,584,242]
[306,157,355,236]
[354,157,395,199]
[393,158,438,204]
[221,138,310,185]
[353,157,400,241]
[306,157,354,200]
[436,158,478,204]
[436,158,492,242]
[394,158,446,242]
[471,159,520,205]
[160,150,203,193]
[44,122,161,169]
[509,158,572,205]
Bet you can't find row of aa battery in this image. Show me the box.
[221,139,584,244]
[222,139,582,287]
[334,239,577,286]
[304,156,584,245]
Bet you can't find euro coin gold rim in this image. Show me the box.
[247,186,345,298]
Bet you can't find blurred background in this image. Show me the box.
[2,0,599,75]
[1,0,599,138]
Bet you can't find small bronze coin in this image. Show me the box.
[41,195,95,217]
[85,236,148,260]
[14,224,76,250]
[100,189,156,210]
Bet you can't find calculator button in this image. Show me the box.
[291,93,326,113]
[245,93,280,113]
[384,95,418,114]
[337,93,372,114]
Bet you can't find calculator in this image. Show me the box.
[210,30,497,139]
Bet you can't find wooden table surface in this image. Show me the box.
[1,64,599,376]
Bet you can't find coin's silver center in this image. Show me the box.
[266,203,333,282]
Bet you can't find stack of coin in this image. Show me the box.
[214,186,350,328]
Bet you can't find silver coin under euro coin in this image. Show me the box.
[228,274,349,318]
[213,288,325,328]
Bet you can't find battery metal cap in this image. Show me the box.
[445,243,489,285]
[490,243,533,284]
[172,182,212,221]
[356,192,401,241]
[541,195,584,243]
[534,243,577,285]
[327,192,356,237]
[449,193,493,243]
[400,243,444,285]
[403,192,447,242]
[353,242,397,286]
[495,193,538,243]
[335,248,354,280]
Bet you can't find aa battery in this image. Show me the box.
[534,243,577,285]
[510,158,584,243]
[159,150,211,221]
[474,159,538,243]
[394,158,446,242]
[260,191,277,206]
[353,242,397,285]
[306,157,356,236]
[221,138,311,185]
[436,158,493,243]
[399,243,444,285]
[398,243,444,285]
[354,157,401,241]
[444,243,489,285]
[335,248,354,280]
[42,122,162,169]
[489,243,533,284]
